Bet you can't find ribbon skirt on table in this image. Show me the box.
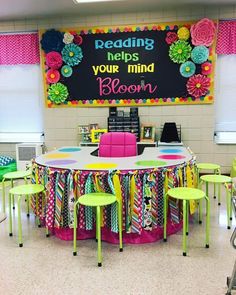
[30,160,196,244]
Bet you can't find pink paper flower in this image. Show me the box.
[187,74,210,98]
[46,69,60,84]
[165,32,178,45]
[45,51,63,69]
[201,62,212,75]
[190,18,216,46]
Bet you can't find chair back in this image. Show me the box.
[99,132,137,157]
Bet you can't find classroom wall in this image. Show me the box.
[0,5,235,173]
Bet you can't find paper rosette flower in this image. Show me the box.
[201,62,212,75]
[169,40,192,64]
[73,34,83,45]
[180,61,196,78]
[177,27,190,40]
[48,83,69,104]
[45,51,63,69]
[61,65,73,77]
[191,45,209,64]
[62,43,83,66]
[63,32,74,44]
[46,69,60,83]
[41,29,64,53]
[190,18,216,46]
[186,74,210,98]
[165,32,178,45]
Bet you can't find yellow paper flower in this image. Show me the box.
[177,27,190,40]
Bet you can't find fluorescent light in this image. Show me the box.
[0,133,44,143]
[73,0,123,3]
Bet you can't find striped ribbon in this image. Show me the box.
[54,172,65,228]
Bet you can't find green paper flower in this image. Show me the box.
[61,65,73,77]
[180,61,196,78]
[61,43,83,66]
[48,83,69,104]
[169,40,192,64]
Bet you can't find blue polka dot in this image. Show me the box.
[58,147,81,152]
[159,149,182,154]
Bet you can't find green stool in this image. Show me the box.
[2,170,32,213]
[197,163,221,202]
[8,184,45,247]
[163,187,210,256]
[201,174,233,229]
[73,192,123,267]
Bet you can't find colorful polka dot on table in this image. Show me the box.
[44,153,71,159]
[159,149,182,154]
[45,159,78,165]
[135,160,167,167]
[85,163,118,169]
[58,147,81,152]
[158,155,186,160]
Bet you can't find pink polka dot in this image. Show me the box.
[158,154,186,160]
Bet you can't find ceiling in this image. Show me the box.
[0,0,235,21]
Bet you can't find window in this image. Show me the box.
[0,64,43,141]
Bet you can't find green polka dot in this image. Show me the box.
[135,160,167,167]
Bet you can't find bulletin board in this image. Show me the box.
[39,18,216,108]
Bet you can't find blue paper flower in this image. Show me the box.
[180,61,196,78]
[191,46,209,64]
[62,44,83,66]
[41,29,64,53]
[61,65,73,77]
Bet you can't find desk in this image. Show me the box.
[33,146,196,244]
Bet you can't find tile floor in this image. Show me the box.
[0,185,235,295]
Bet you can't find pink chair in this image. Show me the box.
[98,132,137,157]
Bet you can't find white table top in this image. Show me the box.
[35,146,194,171]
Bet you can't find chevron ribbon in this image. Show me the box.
[150,172,158,228]
[54,172,65,228]
[85,173,94,230]
[68,171,75,228]
[131,174,142,234]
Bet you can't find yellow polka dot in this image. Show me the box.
[85,163,118,169]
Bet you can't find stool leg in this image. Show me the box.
[213,169,216,199]
[230,183,233,221]
[186,201,189,236]
[11,179,15,210]
[73,203,78,256]
[27,195,30,218]
[117,200,123,252]
[218,183,221,206]
[198,199,202,224]
[17,195,23,247]
[163,193,168,242]
[2,179,6,214]
[226,185,232,230]
[183,200,187,256]
[96,206,102,267]
[8,193,13,236]
[205,196,210,248]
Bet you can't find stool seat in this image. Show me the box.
[73,192,123,266]
[164,187,210,256]
[78,193,116,207]
[201,174,233,229]
[4,170,31,179]
[201,174,231,184]
[9,184,44,195]
[197,163,220,170]
[8,183,45,247]
[168,187,205,200]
